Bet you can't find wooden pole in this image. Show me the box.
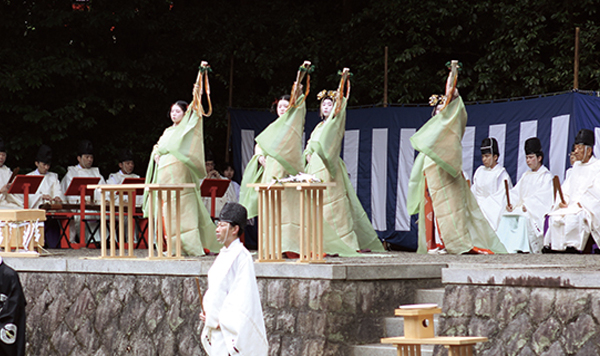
[574,27,580,90]
[384,46,389,107]
[225,54,234,162]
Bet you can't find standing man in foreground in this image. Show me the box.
[200,202,268,356]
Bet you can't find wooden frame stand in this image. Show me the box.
[89,183,191,260]
[249,182,333,263]
[0,209,46,257]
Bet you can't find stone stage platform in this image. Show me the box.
[4,249,600,355]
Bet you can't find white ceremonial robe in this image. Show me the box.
[496,165,553,253]
[471,164,513,231]
[4,170,65,209]
[60,165,106,242]
[107,170,142,206]
[60,165,106,204]
[201,176,237,218]
[201,239,268,356]
[0,165,13,206]
[545,157,600,251]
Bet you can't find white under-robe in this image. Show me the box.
[496,165,553,253]
[201,238,268,356]
[107,170,142,206]
[4,169,65,209]
[471,164,513,230]
[545,157,600,251]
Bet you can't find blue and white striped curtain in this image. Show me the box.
[231,92,600,250]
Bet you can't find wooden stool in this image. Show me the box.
[0,209,46,257]
[381,305,488,356]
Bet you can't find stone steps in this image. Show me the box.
[352,287,445,356]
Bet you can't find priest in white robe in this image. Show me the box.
[0,138,14,206]
[107,149,142,206]
[60,140,106,243]
[471,137,513,230]
[4,145,64,209]
[201,202,268,356]
[61,140,106,203]
[545,129,600,252]
[496,138,553,253]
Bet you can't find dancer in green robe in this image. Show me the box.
[407,61,507,254]
[144,63,219,256]
[304,69,384,253]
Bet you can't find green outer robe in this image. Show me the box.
[239,95,304,254]
[144,109,220,256]
[304,98,384,253]
[407,97,507,254]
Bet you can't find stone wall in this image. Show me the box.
[436,269,600,356]
[13,260,443,356]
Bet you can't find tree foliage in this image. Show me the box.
[0,0,599,176]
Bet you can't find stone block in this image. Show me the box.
[264,308,277,331]
[589,290,600,325]
[145,298,166,333]
[516,345,536,356]
[64,287,96,332]
[527,288,555,324]
[87,274,113,300]
[160,277,181,306]
[555,289,587,323]
[280,335,303,356]
[289,279,310,309]
[119,294,146,336]
[355,316,383,344]
[498,313,531,356]
[297,310,326,336]
[113,274,136,304]
[308,280,328,310]
[474,286,500,318]
[497,287,530,326]
[50,323,78,355]
[468,317,499,339]
[268,334,282,356]
[268,279,289,309]
[276,310,297,333]
[135,275,161,304]
[540,342,565,356]
[563,313,597,354]
[444,285,474,317]
[531,317,561,354]
[300,338,325,356]
[94,289,123,333]
[357,282,375,314]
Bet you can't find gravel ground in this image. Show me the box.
[36,247,600,271]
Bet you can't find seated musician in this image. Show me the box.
[4,145,65,208]
[496,138,552,253]
[544,129,600,252]
[59,140,106,243]
[107,148,142,206]
[60,139,106,204]
[0,138,13,205]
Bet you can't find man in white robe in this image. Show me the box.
[0,138,14,206]
[4,145,65,209]
[107,149,142,206]
[60,140,106,243]
[545,129,600,252]
[200,202,268,356]
[471,137,513,230]
[496,138,553,253]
